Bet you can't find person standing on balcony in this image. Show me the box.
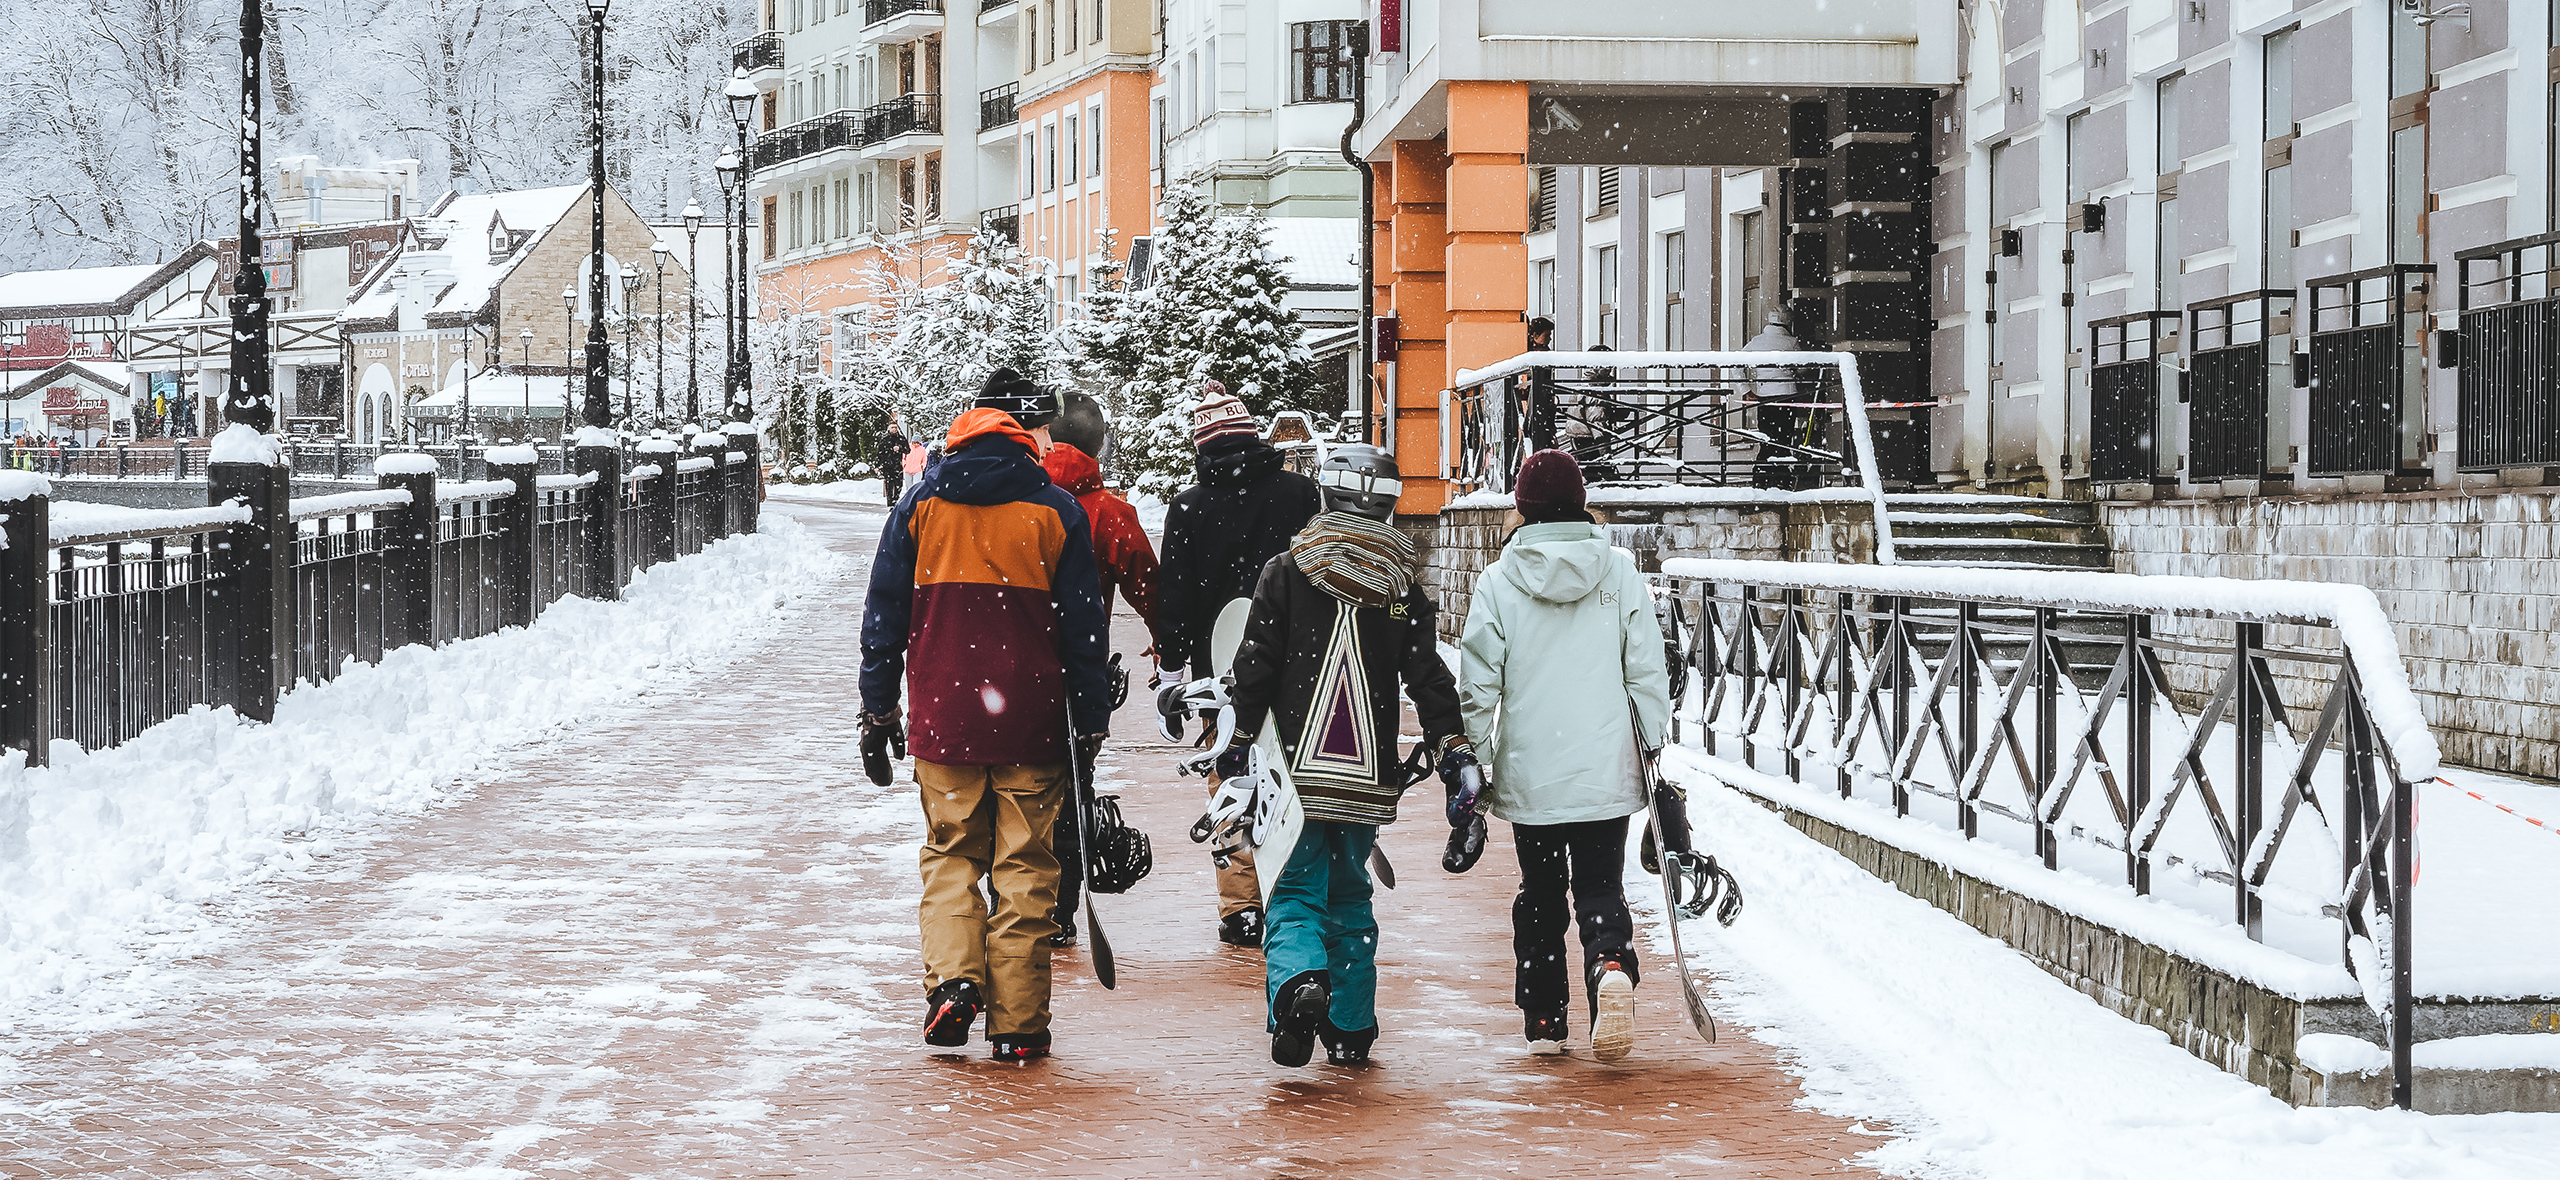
[857,368,1112,1063]
[1455,450,1670,1063]
[1155,384,1323,949]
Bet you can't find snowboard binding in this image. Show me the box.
[1188,744,1272,868]
[1156,673,1237,763]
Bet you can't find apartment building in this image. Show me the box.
[1004,0,1158,315]
[739,0,1018,363]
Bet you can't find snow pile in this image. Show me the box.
[767,480,886,507]
[573,426,619,449]
[0,472,48,503]
[0,518,845,1019]
[537,472,597,490]
[482,444,540,466]
[636,437,681,456]
[49,501,251,544]
[290,489,410,520]
[372,451,442,477]
[1643,760,2560,1178]
[436,479,515,502]
[206,425,282,467]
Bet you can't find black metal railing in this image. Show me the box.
[757,109,865,170]
[0,439,762,763]
[733,31,782,73]
[2306,265,2429,477]
[2454,230,2560,471]
[1450,353,1895,493]
[1656,560,2427,1108]
[980,207,1020,245]
[980,82,1018,131]
[859,93,942,146]
[2186,290,2294,482]
[2089,311,2177,482]
[864,0,941,25]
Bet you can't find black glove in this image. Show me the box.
[1074,731,1106,787]
[1443,810,1487,874]
[1437,743,1482,824]
[859,710,905,786]
[1215,738,1254,781]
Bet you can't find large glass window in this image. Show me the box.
[1594,244,1620,348]
[1663,232,1686,351]
[1064,112,1080,182]
[1738,210,1767,340]
[1532,258,1555,320]
[1289,21,1358,103]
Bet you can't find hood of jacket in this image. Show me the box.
[1499,521,1614,605]
[1196,434,1284,488]
[1040,440,1104,497]
[931,408,1051,506]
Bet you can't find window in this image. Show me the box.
[2263,31,2297,291]
[763,198,778,259]
[1594,244,1619,348]
[1594,167,1620,214]
[1025,12,1037,71]
[788,191,803,249]
[1066,0,1076,50]
[1021,132,1035,197]
[835,177,850,237]
[925,155,942,220]
[1663,232,1685,351]
[1091,0,1102,42]
[1184,53,1199,124]
[2156,74,2181,177]
[924,37,940,95]
[1046,1,1057,63]
[1532,257,1555,319]
[898,161,916,227]
[860,171,875,230]
[1202,39,1217,118]
[1064,112,1080,182]
[1532,167,1557,230]
[1151,96,1166,169]
[1289,21,1357,103]
[809,185,824,243]
[1043,122,1057,192]
[1737,210,1767,341]
[1090,105,1103,177]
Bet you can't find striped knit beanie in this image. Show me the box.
[1190,385,1256,447]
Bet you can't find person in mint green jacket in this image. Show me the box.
[1457,449,1671,1062]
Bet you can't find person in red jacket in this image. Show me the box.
[1039,397,1160,946]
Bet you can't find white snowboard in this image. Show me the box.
[1208,597,1305,905]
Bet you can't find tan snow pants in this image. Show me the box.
[915,759,1065,1038]
[1210,781,1261,917]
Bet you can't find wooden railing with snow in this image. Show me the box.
[1655,560,2436,1108]
[0,430,759,763]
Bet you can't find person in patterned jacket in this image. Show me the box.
[858,369,1112,1063]
[1215,443,1475,1069]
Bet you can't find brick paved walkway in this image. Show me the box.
[0,498,1885,1178]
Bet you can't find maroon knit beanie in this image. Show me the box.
[1513,449,1588,523]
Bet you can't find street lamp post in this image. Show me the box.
[714,151,738,426]
[652,241,670,422]
[619,264,642,425]
[682,200,703,424]
[725,67,759,425]
[226,0,273,437]
[576,0,621,600]
[520,327,534,434]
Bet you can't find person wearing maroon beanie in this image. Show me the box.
[1511,449,1591,524]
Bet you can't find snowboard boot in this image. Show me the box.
[1589,956,1636,1063]
[1219,906,1265,949]
[989,1032,1052,1063]
[1049,911,1079,948]
[1525,1012,1570,1057]
[922,979,983,1048]
[1270,970,1330,1068]
[1320,1019,1378,1066]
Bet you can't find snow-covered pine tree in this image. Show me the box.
[1080,184,1316,499]
[866,228,1074,442]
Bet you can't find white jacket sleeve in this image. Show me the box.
[1457,567,1507,759]
[1619,558,1671,750]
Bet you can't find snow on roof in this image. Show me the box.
[0,263,168,313]
[423,184,589,320]
[408,370,624,414]
[1256,217,1360,289]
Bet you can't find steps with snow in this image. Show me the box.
[1886,495,2111,570]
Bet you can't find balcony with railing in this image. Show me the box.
[863,0,944,42]
[980,83,1018,132]
[2306,265,2430,479]
[755,110,866,171]
[858,94,942,152]
[980,207,1020,245]
[732,31,782,76]
[2454,231,2560,471]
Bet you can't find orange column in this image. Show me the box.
[1386,139,1449,514]
[1440,81,1529,506]
[1368,160,1395,446]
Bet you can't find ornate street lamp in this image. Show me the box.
[724,67,759,424]
[582,0,614,432]
[227,0,273,435]
[682,199,703,424]
[651,241,670,422]
[617,263,642,424]
[520,327,535,434]
[714,150,739,426]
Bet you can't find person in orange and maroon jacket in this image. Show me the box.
[858,368,1111,1063]
[1038,398,1160,947]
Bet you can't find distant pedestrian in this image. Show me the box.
[877,415,910,506]
[857,368,1111,1063]
[1456,450,1669,1063]
[1155,383,1323,948]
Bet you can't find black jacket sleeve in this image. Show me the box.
[1396,585,1466,754]
[1226,555,1293,743]
[1155,495,1199,667]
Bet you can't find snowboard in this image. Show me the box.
[1636,738,1716,1043]
[1202,598,1395,899]
[1064,706,1116,990]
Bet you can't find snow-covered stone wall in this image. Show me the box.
[2104,491,2560,780]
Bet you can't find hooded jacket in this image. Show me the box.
[859,408,1112,765]
[1456,520,1670,827]
[1157,435,1322,671]
[1228,515,1466,827]
[1040,442,1160,640]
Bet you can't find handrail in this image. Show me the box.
[291,488,411,521]
[676,456,717,473]
[1450,349,1899,564]
[49,502,251,547]
[436,479,516,504]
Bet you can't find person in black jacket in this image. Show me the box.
[876,415,910,506]
[1155,383,1322,948]
[1214,442,1474,1068]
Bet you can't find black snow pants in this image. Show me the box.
[1511,816,1640,1021]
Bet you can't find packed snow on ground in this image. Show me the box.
[0,519,845,1028]
[767,479,886,507]
[1643,747,2560,1180]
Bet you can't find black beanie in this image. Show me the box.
[974,367,1060,429]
